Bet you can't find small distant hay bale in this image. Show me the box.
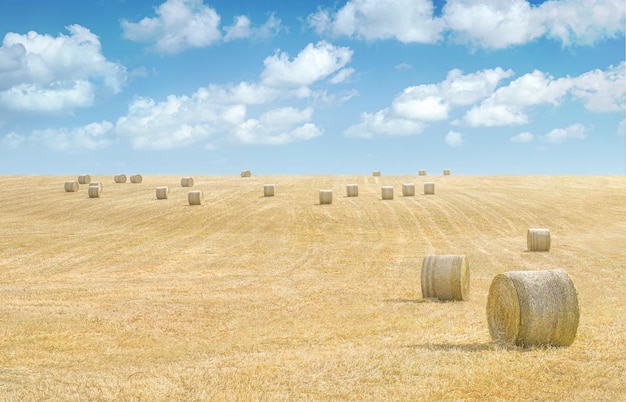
[241,170,252,177]
[64,181,79,192]
[424,182,435,195]
[114,174,127,183]
[527,228,551,252]
[421,255,470,301]
[130,174,143,183]
[402,183,415,196]
[418,170,426,176]
[346,184,358,197]
[443,169,451,176]
[264,184,275,197]
[77,175,91,184]
[381,186,394,200]
[88,183,102,198]
[181,177,194,187]
[486,269,579,347]
[156,186,169,200]
[188,190,203,205]
[373,170,381,176]
[89,182,103,191]
[319,190,332,205]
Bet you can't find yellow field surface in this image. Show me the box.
[0,175,624,400]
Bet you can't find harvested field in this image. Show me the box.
[0,175,624,400]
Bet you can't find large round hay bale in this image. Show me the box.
[156,186,169,200]
[181,177,194,187]
[346,184,358,197]
[424,182,435,195]
[130,174,143,183]
[89,182,103,192]
[241,170,251,177]
[77,175,91,184]
[527,228,551,251]
[264,184,275,197]
[486,269,579,347]
[64,181,79,192]
[373,170,381,176]
[319,190,332,205]
[443,169,451,175]
[418,170,426,176]
[402,183,415,196]
[381,186,394,200]
[114,174,127,183]
[421,255,470,301]
[88,184,102,198]
[188,190,203,205]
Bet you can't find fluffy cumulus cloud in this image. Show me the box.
[445,130,464,147]
[29,121,116,150]
[223,13,282,42]
[541,123,587,144]
[570,62,625,112]
[344,109,425,138]
[309,0,625,49]
[510,132,534,143]
[0,25,126,113]
[234,107,323,145]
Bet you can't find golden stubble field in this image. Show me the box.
[0,174,624,401]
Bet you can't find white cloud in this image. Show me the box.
[234,107,323,145]
[344,109,425,138]
[0,132,25,149]
[570,62,625,112]
[0,25,126,113]
[121,0,221,53]
[541,123,587,144]
[30,121,115,150]
[261,41,353,88]
[510,132,535,143]
[329,68,355,84]
[445,130,464,147]
[395,63,413,71]
[224,13,282,42]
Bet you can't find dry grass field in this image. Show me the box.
[0,174,624,401]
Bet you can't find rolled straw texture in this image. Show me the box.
[418,170,426,176]
[156,186,169,200]
[424,182,435,195]
[373,171,381,176]
[64,181,79,192]
[421,255,470,301]
[381,186,394,200]
[527,228,551,251]
[443,169,451,175]
[89,182,103,192]
[319,190,332,205]
[486,269,579,347]
[402,183,415,197]
[77,175,91,184]
[130,174,143,183]
[241,170,251,177]
[88,185,101,198]
[188,190,203,205]
[114,174,127,183]
[264,184,275,197]
[181,177,194,187]
[346,184,358,197]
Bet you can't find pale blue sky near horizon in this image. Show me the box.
[0,0,624,175]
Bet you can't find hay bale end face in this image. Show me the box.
[346,184,358,197]
[64,181,79,192]
[421,255,470,301]
[264,184,275,197]
[188,190,203,205]
[486,269,579,347]
[130,174,143,184]
[424,182,435,195]
[402,183,415,197]
[443,169,451,175]
[381,186,394,200]
[527,228,551,251]
[373,170,381,177]
[241,170,252,177]
[181,177,194,187]
[319,190,332,205]
[77,175,91,184]
[418,170,426,176]
[114,174,127,183]
[88,184,102,198]
[156,186,169,200]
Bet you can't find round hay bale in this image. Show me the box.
[88,184,102,198]
[264,184,275,197]
[114,174,127,183]
[486,269,579,347]
[402,183,415,197]
[443,169,451,175]
[373,170,381,177]
[64,181,79,192]
[346,184,358,197]
[319,190,332,205]
[130,174,143,183]
[381,186,394,200]
[421,255,470,301]
[241,170,251,177]
[188,190,203,205]
[418,169,426,176]
[424,182,435,195]
[181,177,194,187]
[527,228,551,252]
[156,186,169,200]
[89,182,103,192]
[77,175,91,184]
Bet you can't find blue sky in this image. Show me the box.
[0,0,624,175]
